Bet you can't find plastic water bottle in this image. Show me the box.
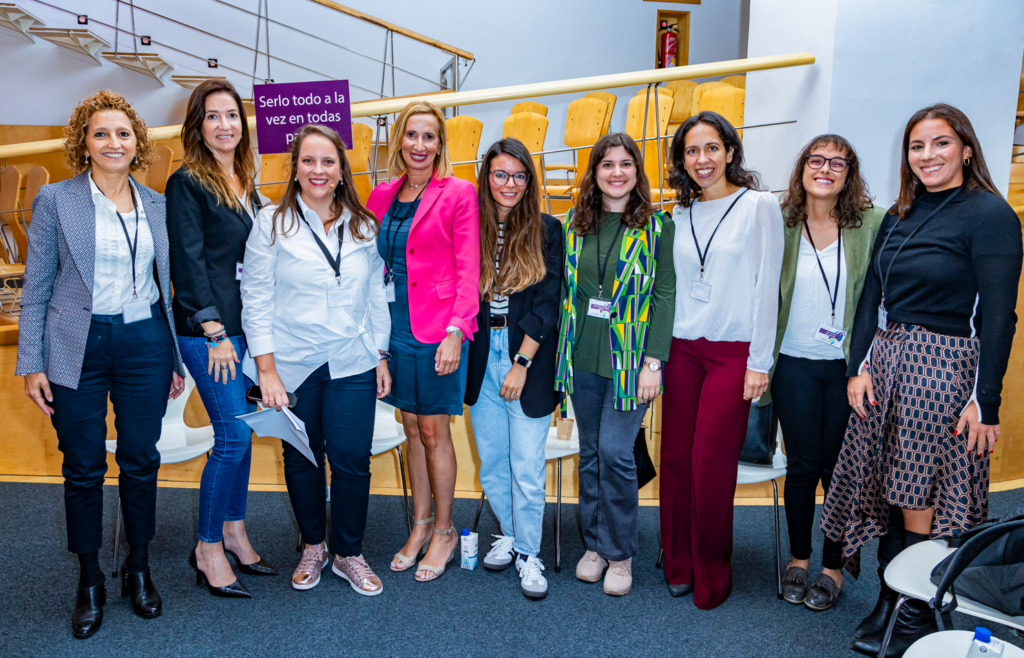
[966,627,1005,657]
[460,528,478,570]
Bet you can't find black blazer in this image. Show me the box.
[166,167,262,338]
[465,213,564,418]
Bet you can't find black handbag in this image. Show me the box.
[738,400,779,466]
[634,425,657,488]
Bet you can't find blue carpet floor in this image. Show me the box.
[0,482,1021,657]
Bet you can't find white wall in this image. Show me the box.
[0,0,748,168]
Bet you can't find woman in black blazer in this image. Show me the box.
[167,80,272,599]
[464,138,563,599]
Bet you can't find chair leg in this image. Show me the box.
[112,498,123,578]
[556,457,562,573]
[878,596,908,658]
[396,446,412,534]
[656,548,663,570]
[473,491,485,534]
[773,479,782,600]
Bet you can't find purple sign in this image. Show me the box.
[253,80,352,154]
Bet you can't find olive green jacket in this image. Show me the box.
[759,205,886,407]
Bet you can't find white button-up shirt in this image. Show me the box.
[90,175,160,314]
[241,193,390,392]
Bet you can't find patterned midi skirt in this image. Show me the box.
[819,323,989,578]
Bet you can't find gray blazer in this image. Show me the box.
[15,171,184,389]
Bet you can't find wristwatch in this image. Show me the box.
[647,361,661,372]
[513,353,533,369]
[446,325,463,337]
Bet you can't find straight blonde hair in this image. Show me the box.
[386,101,452,180]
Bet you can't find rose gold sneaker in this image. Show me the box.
[603,558,633,596]
[332,555,383,597]
[291,542,329,591]
[576,550,608,583]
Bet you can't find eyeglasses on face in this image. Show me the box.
[490,170,530,187]
[806,154,850,173]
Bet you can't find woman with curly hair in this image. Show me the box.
[555,132,676,597]
[760,135,884,612]
[16,90,185,638]
[659,111,783,609]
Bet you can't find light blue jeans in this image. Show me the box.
[469,329,551,557]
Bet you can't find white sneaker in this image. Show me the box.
[483,535,515,572]
[516,554,548,599]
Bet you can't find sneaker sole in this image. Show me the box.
[603,585,632,596]
[483,560,514,573]
[522,586,548,599]
[332,563,383,597]
[576,570,604,583]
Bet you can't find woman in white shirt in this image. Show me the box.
[659,111,784,610]
[241,124,391,597]
[762,135,884,613]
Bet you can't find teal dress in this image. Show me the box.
[378,198,468,416]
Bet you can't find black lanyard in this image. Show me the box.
[689,188,748,280]
[111,185,141,300]
[593,220,626,299]
[383,184,426,284]
[300,213,343,286]
[874,187,961,302]
[803,225,842,324]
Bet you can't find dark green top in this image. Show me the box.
[571,211,676,378]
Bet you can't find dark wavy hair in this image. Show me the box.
[896,103,1000,219]
[476,138,546,301]
[571,133,653,235]
[668,111,762,207]
[780,134,874,229]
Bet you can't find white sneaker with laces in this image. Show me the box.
[483,535,515,572]
[516,554,547,599]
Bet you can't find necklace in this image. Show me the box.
[406,178,427,190]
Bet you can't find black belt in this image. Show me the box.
[490,315,508,329]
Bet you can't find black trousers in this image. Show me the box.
[49,304,174,554]
[284,364,376,557]
[771,353,849,570]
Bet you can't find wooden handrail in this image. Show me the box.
[308,0,474,61]
[0,52,813,159]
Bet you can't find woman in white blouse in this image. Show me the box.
[659,111,784,610]
[241,124,391,597]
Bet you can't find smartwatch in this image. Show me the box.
[513,353,533,369]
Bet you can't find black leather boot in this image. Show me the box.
[854,565,899,638]
[849,598,938,657]
[72,581,106,639]
[121,567,162,619]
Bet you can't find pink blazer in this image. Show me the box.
[367,173,481,344]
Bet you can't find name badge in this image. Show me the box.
[327,288,353,308]
[385,281,396,303]
[587,298,611,319]
[235,261,244,281]
[122,299,153,324]
[690,279,712,303]
[877,304,888,332]
[814,322,846,348]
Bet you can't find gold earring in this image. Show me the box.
[964,157,971,166]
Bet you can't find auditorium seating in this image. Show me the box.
[445,115,484,186]
[511,101,548,117]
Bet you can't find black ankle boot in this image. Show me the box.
[850,598,938,657]
[72,579,106,639]
[854,565,899,639]
[121,567,162,619]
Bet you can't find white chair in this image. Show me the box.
[904,630,1024,658]
[471,396,580,573]
[879,539,1024,656]
[106,372,215,576]
[655,438,787,598]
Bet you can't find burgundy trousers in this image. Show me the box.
[660,337,751,610]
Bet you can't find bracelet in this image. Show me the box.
[379,350,392,363]
[205,331,227,348]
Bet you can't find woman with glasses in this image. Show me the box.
[464,138,563,599]
[760,136,883,612]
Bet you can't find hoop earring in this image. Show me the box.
[964,157,971,166]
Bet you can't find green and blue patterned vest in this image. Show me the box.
[554,210,666,411]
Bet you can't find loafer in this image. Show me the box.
[575,550,608,583]
[121,568,162,619]
[803,573,842,611]
[603,558,632,596]
[668,583,694,598]
[72,582,105,640]
[781,564,809,605]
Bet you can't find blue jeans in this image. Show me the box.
[469,329,550,556]
[179,335,255,543]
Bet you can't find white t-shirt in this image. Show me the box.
[672,188,784,373]
[779,234,848,360]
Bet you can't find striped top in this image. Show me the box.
[490,220,508,316]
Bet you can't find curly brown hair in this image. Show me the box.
[780,134,874,229]
[571,133,653,235]
[63,89,152,175]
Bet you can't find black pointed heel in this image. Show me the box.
[225,549,277,576]
[188,548,253,599]
[120,568,162,618]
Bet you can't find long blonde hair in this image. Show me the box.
[180,80,257,211]
[477,139,546,301]
[387,101,452,180]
